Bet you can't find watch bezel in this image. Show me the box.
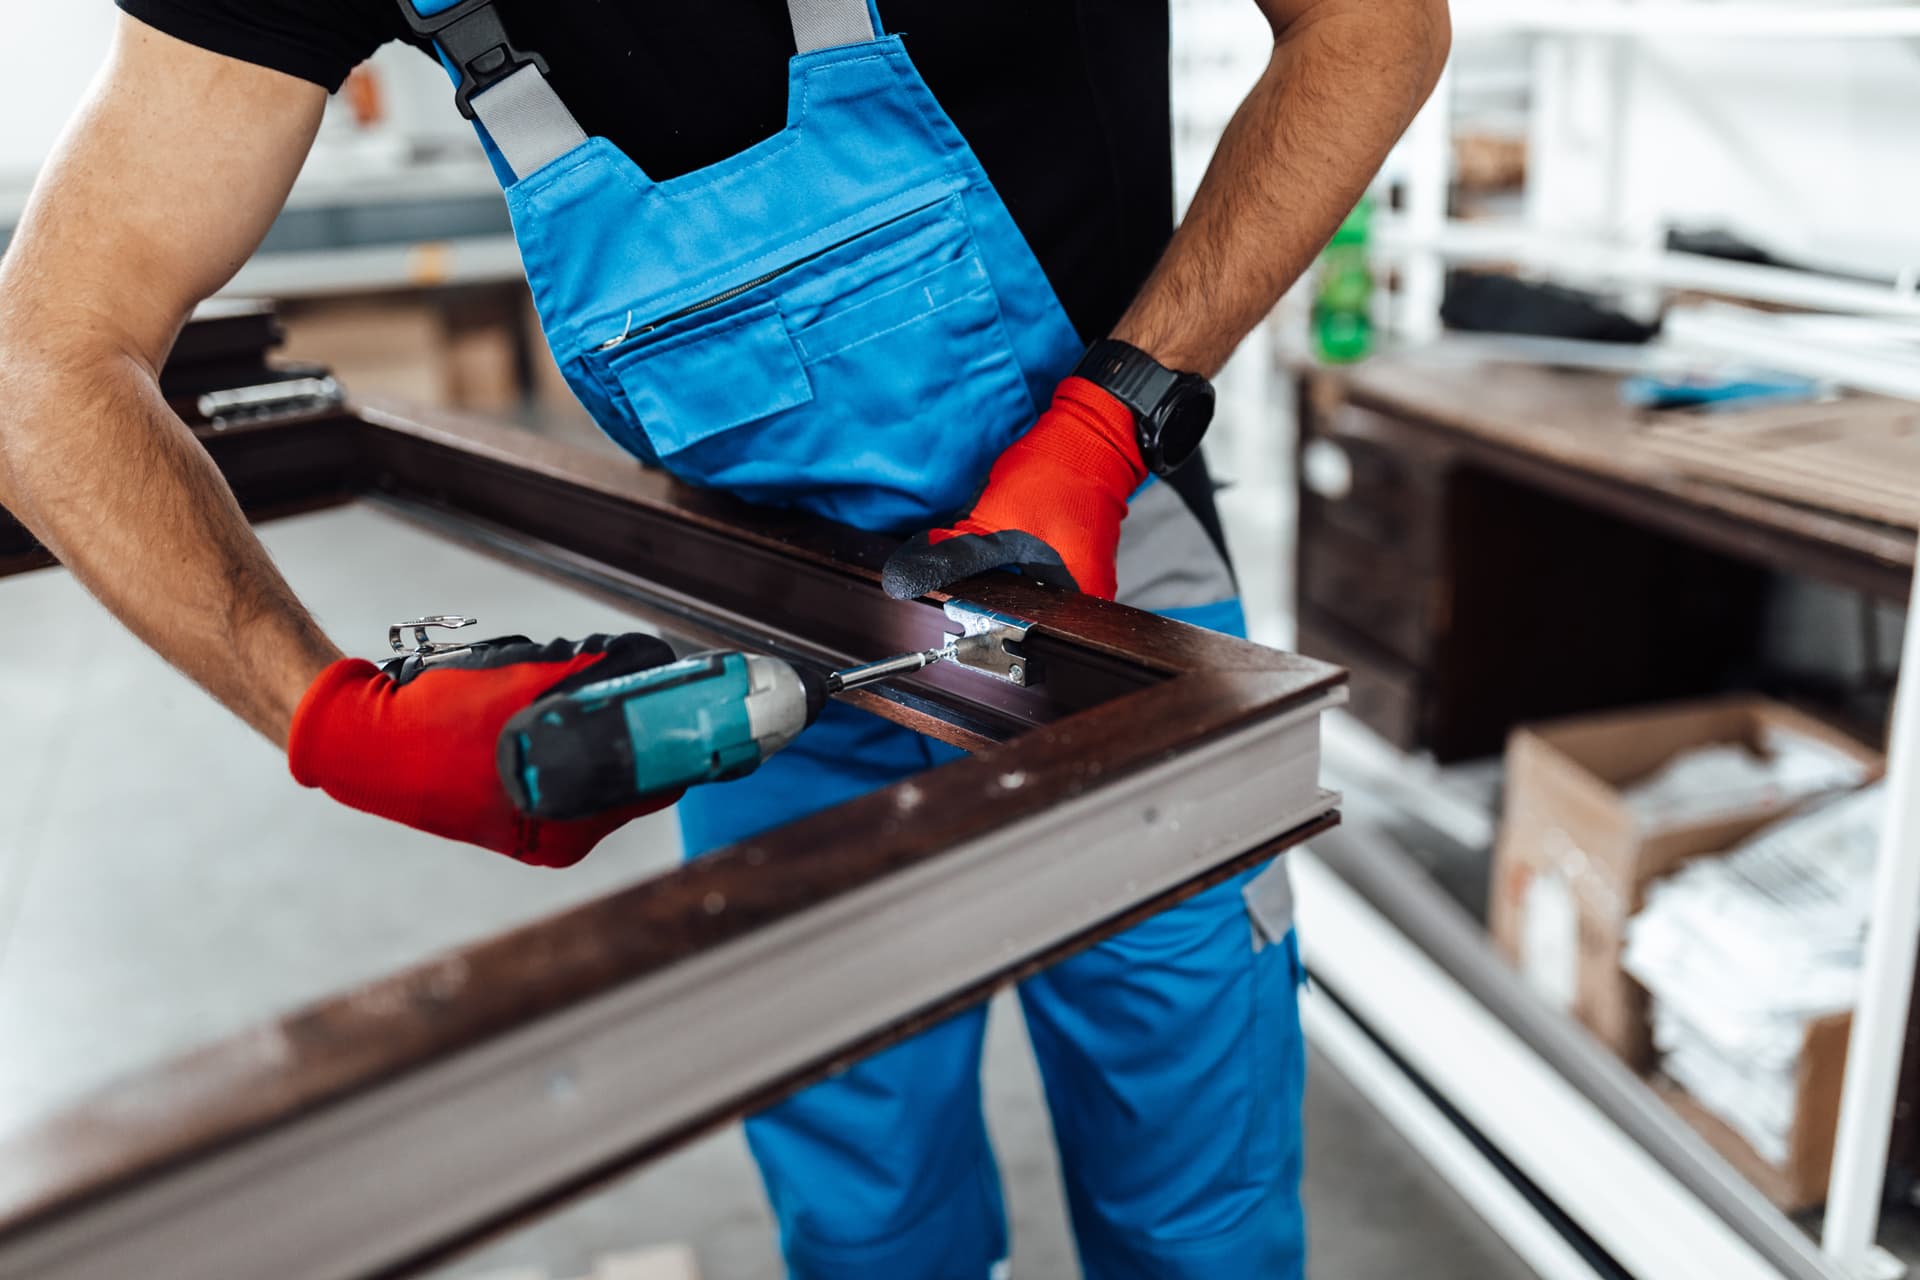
[1146,377,1215,475]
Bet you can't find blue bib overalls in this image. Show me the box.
[407,2,1306,1273]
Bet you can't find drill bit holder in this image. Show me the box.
[824,599,1037,696]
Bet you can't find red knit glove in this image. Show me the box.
[288,633,683,868]
[882,377,1146,602]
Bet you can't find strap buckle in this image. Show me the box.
[398,0,550,120]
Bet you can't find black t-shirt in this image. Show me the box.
[115,0,1177,343]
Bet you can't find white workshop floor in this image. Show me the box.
[0,503,1535,1280]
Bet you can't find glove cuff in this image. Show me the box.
[1052,376,1149,490]
[288,658,381,789]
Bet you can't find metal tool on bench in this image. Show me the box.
[432,601,1034,821]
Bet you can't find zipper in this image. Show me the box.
[597,197,948,353]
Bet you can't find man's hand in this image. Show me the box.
[290,633,684,867]
[881,378,1145,601]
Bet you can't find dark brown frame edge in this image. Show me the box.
[0,399,1344,1273]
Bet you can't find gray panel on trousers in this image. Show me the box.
[788,0,878,52]
[471,67,589,182]
[1115,480,1240,613]
[1245,860,1296,951]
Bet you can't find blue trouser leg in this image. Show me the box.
[678,701,1009,1279]
[677,599,1306,1280]
[1019,876,1308,1278]
[1014,598,1306,1277]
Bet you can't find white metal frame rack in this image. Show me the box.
[1363,5,1920,1274]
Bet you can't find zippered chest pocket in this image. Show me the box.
[591,194,1038,532]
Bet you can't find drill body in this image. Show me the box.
[498,651,824,821]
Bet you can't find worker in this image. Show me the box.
[0,1,1447,1275]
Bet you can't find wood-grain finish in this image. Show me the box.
[0,395,1343,1274]
[1309,354,1915,601]
[1294,351,1901,760]
[372,811,1339,1280]
[1640,398,1920,531]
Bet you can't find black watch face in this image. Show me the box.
[1153,382,1215,473]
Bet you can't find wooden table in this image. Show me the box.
[1295,346,1914,760]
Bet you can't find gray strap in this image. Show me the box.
[788,0,877,53]
[471,65,588,181]
[470,3,870,179]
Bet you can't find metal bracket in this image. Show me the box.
[943,600,1037,687]
[196,377,344,430]
[389,615,478,659]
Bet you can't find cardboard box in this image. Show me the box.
[1490,695,1882,1069]
[278,300,447,406]
[1655,1011,1850,1212]
[1662,999,1920,1213]
[278,289,542,414]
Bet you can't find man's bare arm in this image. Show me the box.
[1112,0,1450,375]
[0,16,340,746]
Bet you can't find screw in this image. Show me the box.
[1009,664,1025,682]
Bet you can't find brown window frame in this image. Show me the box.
[0,393,1344,1280]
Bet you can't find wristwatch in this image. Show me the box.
[1072,339,1215,476]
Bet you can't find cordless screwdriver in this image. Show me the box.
[497,650,824,821]
[495,603,1031,821]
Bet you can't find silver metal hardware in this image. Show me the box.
[822,600,1038,695]
[196,377,345,429]
[825,647,950,694]
[943,601,1036,687]
[389,615,479,660]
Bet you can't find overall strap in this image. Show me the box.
[396,0,882,180]
[788,0,879,54]
[398,0,586,181]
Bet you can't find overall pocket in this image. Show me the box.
[599,196,1037,532]
[610,301,814,454]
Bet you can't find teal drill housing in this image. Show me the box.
[499,650,817,821]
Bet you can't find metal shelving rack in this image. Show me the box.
[1345,6,1920,1276]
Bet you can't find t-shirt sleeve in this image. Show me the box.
[115,0,408,93]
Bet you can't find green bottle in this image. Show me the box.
[1312,196,1374,364]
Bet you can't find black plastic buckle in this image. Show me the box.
[397,0,550,120]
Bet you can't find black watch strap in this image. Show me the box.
[1074,339,1182,420]
[1072,339,1213,477]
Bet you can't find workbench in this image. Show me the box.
[1295,346,1915,760]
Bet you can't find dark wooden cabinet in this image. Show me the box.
[1296,363,1771,762]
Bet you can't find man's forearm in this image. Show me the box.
[1112,0,1450,376]
[0,328,340,746]
[0,17,344,749]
